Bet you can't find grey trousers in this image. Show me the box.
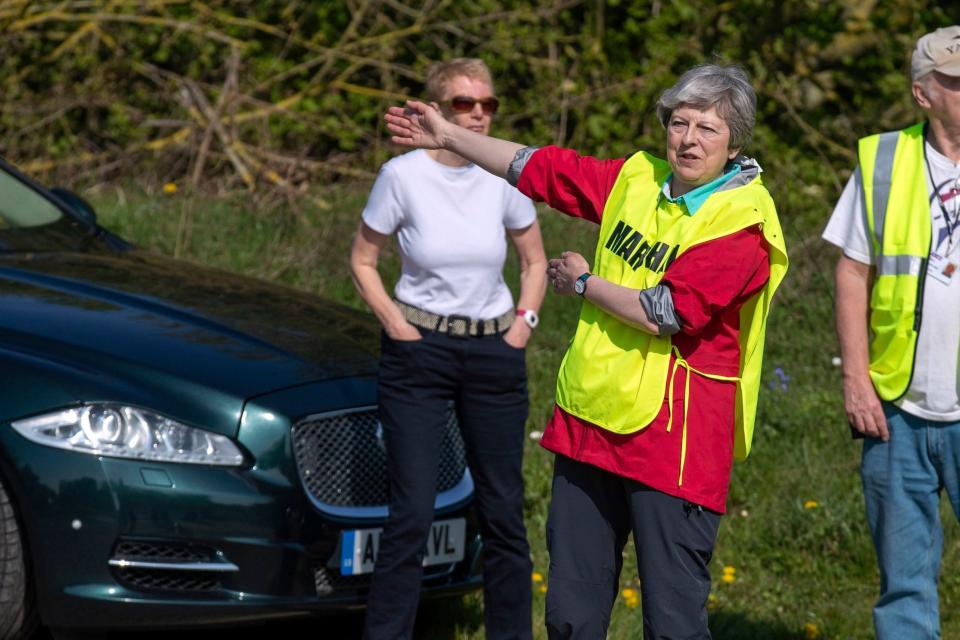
[545,455,721,640]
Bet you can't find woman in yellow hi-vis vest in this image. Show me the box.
[384,63,787,639]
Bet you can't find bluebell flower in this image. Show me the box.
[768,366,791,391]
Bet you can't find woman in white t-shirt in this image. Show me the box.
[350,58,546,640]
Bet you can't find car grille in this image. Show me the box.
[109,539,230,594]
[116,568,221,592]
[314,563,456,597]
[113,540,212,563]
[292,406,468,507]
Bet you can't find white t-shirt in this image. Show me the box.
[823,140,960,421]
[362,149,537,319]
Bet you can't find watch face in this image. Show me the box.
[519,309,539,328]
[574,279,585,295]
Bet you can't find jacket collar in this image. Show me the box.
[660,156,763,215]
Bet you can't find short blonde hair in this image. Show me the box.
[425,58,494,102]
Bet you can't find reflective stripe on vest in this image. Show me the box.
[877,254,924,277]
[554,152,788,482]
[858,122,931,400]
[870,130,900,246]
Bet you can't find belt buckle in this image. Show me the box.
[445,314,471,338]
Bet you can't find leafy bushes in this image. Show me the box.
[1,0,957,228]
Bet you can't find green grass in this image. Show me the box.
[89,182,960,640]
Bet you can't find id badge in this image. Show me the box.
[928,251,958,285]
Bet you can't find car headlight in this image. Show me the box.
[11,404,245,467]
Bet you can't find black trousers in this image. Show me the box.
[363,329,533,640]
[545,455,721,640]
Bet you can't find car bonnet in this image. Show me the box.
[0,250,380,430]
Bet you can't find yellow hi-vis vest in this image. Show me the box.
[555,152,788,483]
[858,122,931,400]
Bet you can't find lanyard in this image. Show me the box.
[923,134,960,253]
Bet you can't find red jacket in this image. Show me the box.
[518,146,771,512]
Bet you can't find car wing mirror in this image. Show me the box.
[50,187,97,225]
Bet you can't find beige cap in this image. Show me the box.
[912,26,960,80]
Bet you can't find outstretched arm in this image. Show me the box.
[385,100,525,179]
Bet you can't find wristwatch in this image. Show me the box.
[516,308,539,329]
[574,272,591,296]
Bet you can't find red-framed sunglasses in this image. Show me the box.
[446,95,500,115]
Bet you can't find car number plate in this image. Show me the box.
[340,518,466,576]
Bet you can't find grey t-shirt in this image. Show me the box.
[362,149,537,319]
[823,141,960,421]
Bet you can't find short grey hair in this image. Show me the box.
[656,64,757,151]
[915,71,937,97]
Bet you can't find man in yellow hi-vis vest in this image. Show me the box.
[824,26,960,640]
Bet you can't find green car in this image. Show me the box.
[0,159,482,638]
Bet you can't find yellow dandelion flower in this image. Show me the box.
[531,571,544,583]
[722,565,736,575]
[721,573,735,584]
[539,584,547,593]
[162,182,178,194]
[804,500,819,509]
[621,588,640,609]
[804,621,819,639]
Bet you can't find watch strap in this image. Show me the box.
[516,308,539,329]
[575,272,591,296]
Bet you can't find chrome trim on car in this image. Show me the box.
[305,469,474,520]
[293,406,473,519]
[107,559,239,573]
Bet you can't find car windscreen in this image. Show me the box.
[0,169,63,229]
[0,165,96,253]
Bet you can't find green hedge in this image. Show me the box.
[1,0,957,232]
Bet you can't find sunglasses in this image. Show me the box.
[446,96,500,115]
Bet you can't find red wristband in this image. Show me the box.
[516,308,539,329]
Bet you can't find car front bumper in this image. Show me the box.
[0,379,483,631]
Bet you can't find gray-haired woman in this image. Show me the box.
[385,63,788,638]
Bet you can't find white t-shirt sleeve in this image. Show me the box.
[502,185,537,230]
[822,166,874,265]
[361,163,405,235]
